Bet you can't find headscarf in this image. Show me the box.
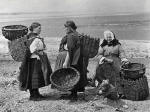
[101,30,121,47]
[104,30,115,40]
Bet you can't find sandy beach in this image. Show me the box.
[0,34,150,111]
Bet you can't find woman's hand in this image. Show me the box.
[63,62,68,68]
[99,57,113,64]
[99,57,105,64]
[121,58,130,65]
[63,51,70,68]
[104,58,113,63]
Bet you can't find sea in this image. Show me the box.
[0,12,150,40]
[0,12,150,55]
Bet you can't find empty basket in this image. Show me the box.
[50,67,80,91]
[121,63,146,80]
[2,25,28,41]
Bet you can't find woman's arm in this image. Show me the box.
[63,34,76,68]
[118,45,129,63]
[96,46,105,64]
[59,36,67,52]
[63,51,70,68]
[30,38,44,53]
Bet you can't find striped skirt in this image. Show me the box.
[29,58,45,89]
[54,51,67,71]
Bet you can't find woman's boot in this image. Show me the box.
[29,89,39,101]
[69,90,78,101]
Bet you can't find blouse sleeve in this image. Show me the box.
[30,38,44,53]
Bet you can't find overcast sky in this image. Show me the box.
[0,0,149,14]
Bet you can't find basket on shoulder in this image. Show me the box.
[2,25,29,62]
[2,25,28,41]
[79,34,100,58]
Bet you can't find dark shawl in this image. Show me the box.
[67,32,81,66]
[101,39,121,48]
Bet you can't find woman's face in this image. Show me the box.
[105,33,113,43]
[33,26,41,35]
[65,26,72,34]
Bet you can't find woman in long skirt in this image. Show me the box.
[18,22,52,101]
[62,20,88,100]
[94,30,129,95]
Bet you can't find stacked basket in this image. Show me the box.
[2,25,28,62]
[120,63,149,101]
[79,34,100,58]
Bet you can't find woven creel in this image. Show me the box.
[121,63,146,80]
[2,25,28,41]
[79,34,100,58]
[8,36,28,62]
[121,75,149,101]
[50,67,80,91]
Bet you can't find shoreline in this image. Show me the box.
[0,36,150,59]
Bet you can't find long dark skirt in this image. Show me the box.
[29,58,45,89]
[95,62,117,86]
[71,56,88,92]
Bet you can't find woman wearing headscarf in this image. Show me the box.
[18,22,52,101]
[61,20,88,100]
[94,30,129,95]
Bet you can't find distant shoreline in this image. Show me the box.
[0,12,150,23]
[0,14,150,40]
[0,37,149,61]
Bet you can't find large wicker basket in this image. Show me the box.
[2,25,28,41]
[79,34,100,58]
[121,63,145,80]
[121,75,149,101]
[8,36,28,62]
[50,67,80,91]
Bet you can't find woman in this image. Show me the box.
[94,30,129,95]
[62,20,88,100]
[18,22,52,101]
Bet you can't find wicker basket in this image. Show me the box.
[50,67,80,91]
[8,36,28,62]
[121,63,145,80]
[2,25,28,41]
[121,75,149,101]
[79,34,100,58]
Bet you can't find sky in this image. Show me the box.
[0,0,149,15]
